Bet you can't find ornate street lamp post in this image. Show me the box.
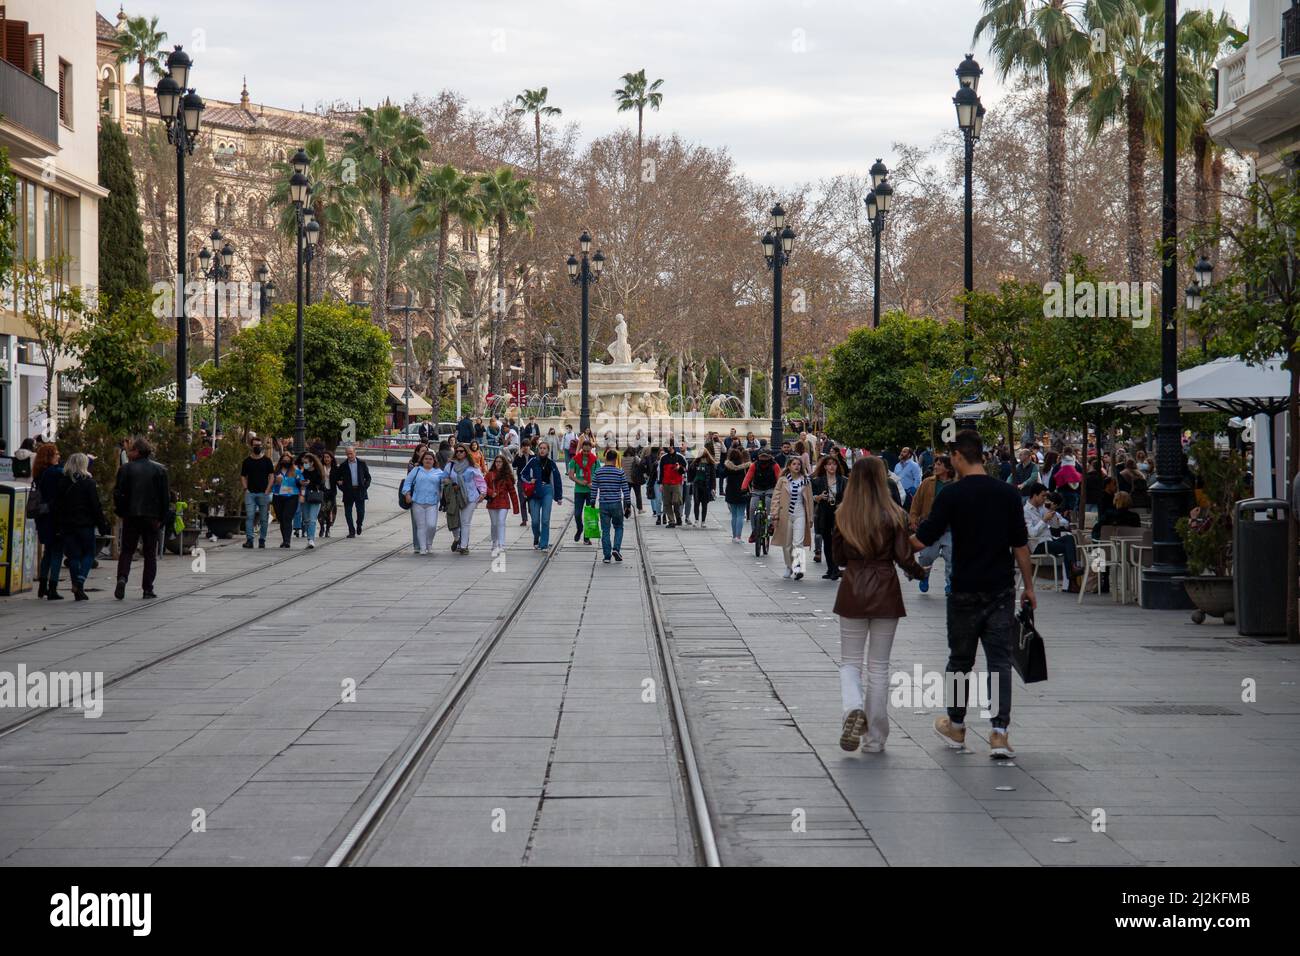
[953,53,984,366]
[761,204,796,450]
[566,232,605,435]
[1143,0,1194,609]
[197,228,233,367]
[288,148,312,454]
[155,46,204,428]
[256,263,275,320]
[864,159,893,328]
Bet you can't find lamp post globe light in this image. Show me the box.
[864,160,893,328]
[1142,0,1194,609]
[761,203,796,450]
[155,46,204,428]
[288,148,313,455]
[953,54,983,368]
[567,232,605,434]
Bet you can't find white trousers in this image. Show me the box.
[488,507,509,549]
[783,507,808,570]
[838,616,899,746]
[458,501,478,548]
[412,503,438,551]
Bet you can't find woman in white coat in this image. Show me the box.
[770,456,815,579]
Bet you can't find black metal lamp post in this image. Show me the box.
[155,46,203,428]
[256,263,275,320]
[1142,0,1193,609]
[289,148,311,454]
[302,187,316,305]
[761,204,796,450]
[864,159,893,328]
[566,232,605,435]
[198,228,234,368]
[954,53,984,366]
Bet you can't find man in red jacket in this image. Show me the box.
[741,450,782,543]
[657,443,688,528]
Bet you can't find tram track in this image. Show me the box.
[320,508,722,867]
[0,473,480,739]
[2,473,409,657]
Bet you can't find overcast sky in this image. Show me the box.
[98,0,1251,189]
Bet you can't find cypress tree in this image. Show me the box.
[97,121,149,304]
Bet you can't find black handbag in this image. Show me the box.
[398,467,413,510]
[1012,605,1048,683]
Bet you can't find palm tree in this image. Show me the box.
[1183,8,1244,235]
[342,104,430,326]
[975,0,1123,282]
[1074,0,1207,283]
[476,167,537,394]
[613,69,665,171]
[512,88,562,178]
[115,15,167,135]
[411,164,484,382]
[268,137,363,300]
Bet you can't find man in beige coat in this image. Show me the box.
[770,459,815,579]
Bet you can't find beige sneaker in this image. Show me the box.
[839,709,867,751]
[988,730,1015,760]
[933,716,966,749]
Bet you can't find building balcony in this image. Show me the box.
[0,57,58,157]
[1207,6,1300,176]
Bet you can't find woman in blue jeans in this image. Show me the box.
[32,443,64,599]
[720,447,750,542]
[519,441,564,549]
[299,453,326,550]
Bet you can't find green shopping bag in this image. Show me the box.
[583,503,601,540]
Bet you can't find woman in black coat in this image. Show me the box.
[687,450,716,525]
[57,452,111,601]
[811,455,848,579]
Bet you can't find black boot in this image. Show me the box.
[37,580,47,598]
[47,588,64,601]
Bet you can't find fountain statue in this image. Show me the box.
[557,313,672,423]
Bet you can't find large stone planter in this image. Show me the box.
[1179,575,1235,626]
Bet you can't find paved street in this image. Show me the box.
[1,469,1298,866]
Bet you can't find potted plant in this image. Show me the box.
[1175,440,1247,625]
[193,439,248,539]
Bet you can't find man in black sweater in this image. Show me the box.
[113,436,171,600]
[913,430,1034,760]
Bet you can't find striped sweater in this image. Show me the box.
[590,464,631,509]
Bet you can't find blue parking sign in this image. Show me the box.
[786,374,801,394]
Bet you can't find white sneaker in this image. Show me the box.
[306,540,315,549]
[782,568,793,579]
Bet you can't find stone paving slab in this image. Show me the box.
[646,514,1300,866]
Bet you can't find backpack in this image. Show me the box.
[26,480,48,519]
[751,462,778,492]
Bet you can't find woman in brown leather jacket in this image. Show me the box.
[832,456,926,754]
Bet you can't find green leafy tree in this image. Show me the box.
[17,258,86,431]
[342,105,430,326]
[1188,179,1300,642]
[114,14,167,137]
[963,280,1045,450]
[68,290,172,434]
[816,312,965,450]
[97,121,149,303]
[1027,255,1160,435]
[202,301,392,445]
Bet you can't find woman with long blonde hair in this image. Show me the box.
[831,457,925,753]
